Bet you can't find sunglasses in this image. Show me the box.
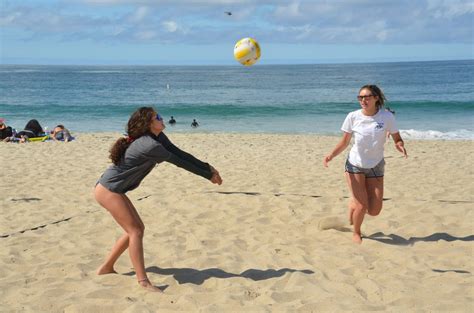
[156,113,163,121]
[357,95,375,101]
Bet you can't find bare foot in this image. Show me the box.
[96,264,117,275]
[138,279,163,292]
[352,233,362,244]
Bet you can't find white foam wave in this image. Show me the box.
[400,129,474,140]
[0,70,42,73]
[77,71,124,73]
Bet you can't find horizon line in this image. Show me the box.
[1,58,473,67]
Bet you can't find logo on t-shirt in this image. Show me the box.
[375,122,384,130]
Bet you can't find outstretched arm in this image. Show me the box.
[155,133,222,185]
[323,132,352,167]
[165,153,212,179]
[157,133,211,171]
[390,132,407,158]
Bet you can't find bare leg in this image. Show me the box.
[345,174,356,225]
[96,233,129,275]
[348,199,356,225]
[345,173,360,226]
[122,196,158,291]
[94,184,161,292]
[366,177,384,216]
[345,173,369,244]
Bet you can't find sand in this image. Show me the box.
[1,133,473,312]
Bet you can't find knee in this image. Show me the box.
[368,204,383,216]
[352,202,367,214]
[128,224,145,238]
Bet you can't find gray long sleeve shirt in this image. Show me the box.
[98,132,213,193]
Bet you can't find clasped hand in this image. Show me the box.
[210,166,223,185]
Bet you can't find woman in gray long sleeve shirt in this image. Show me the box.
[94,107,222,292]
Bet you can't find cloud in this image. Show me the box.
[427,0,474,18]
[134,30,157,40]
[162,21,179,32]
[127,6,150,23]
[1,0,472,45]
[274,2,302,19]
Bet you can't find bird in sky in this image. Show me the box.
[224,11,232,16]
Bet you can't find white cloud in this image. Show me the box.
[1,0,472,44]
[134,30,157,40]
[427,0,474,18]
[82,0,255,5]
[162,20,178,32]
[0,12,20,27]
[128,6,150,23]
[274,2,302,19]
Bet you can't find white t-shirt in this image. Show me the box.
[341,109,398,168]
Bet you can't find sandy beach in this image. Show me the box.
[1,133,472,312]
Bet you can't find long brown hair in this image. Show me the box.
[359,84,386,109]
[109,107,155,165]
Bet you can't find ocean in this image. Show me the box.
[1,60,473,139]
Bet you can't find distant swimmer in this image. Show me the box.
[191,119,199,128]
[169,116,176,125]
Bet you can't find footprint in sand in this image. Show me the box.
[317,216,348,231]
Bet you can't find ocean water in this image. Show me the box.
[0,60,473,139]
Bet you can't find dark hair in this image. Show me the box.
[359,84,386,109]
[109,107,156,165]
[56,124,65,129]
[24,119,43,137]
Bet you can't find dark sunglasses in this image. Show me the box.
[357,95,375,101]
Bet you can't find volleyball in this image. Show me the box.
[234,37,261,66]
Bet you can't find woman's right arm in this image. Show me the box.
[323,132,352,167]
[149,142,217,182]
[150,134,222,184]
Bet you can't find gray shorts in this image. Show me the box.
[345,159,385,178]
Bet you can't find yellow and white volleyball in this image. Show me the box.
[233,37,261,66]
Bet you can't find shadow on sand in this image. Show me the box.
[204,191,322,198]
[365,232,474,246]
[125,266,314,285]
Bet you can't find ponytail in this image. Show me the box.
[109,137,131,165]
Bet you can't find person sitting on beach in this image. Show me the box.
[0,118,13,141]
[323,84,407,244]
[11,119,44,143]
[51,124,72,142]
[168,116,176,125]
[94,107,222,292]
[191,119,199,128]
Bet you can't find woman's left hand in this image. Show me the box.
[395,141,408,158]
[391,132,407,158]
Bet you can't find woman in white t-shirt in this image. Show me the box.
[323,85,407,244]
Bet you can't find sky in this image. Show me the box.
[1,0,473,65]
